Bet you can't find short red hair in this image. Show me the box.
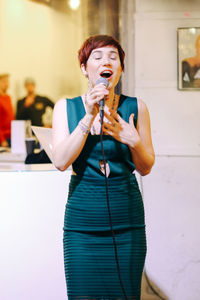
[78,35,125,71]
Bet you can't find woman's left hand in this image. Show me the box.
[102,111,141,148]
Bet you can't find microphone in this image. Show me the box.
[95,77,109,125]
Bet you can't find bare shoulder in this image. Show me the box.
[52,98,69,145]
[137,98,149,114]
[136,98,151,131]
[53,98,67,119]
[54,98,66,111]
[53,98,68,128]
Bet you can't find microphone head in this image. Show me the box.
[95,77,109,88]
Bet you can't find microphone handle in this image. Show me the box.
[99,98,105,125]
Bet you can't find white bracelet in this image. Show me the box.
[78,120,90,135]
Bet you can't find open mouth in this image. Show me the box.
[100,70,113,79]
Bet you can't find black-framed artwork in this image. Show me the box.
[177,27,200,90]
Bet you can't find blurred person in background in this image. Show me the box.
[0,73,14,147]
[16,77,54,127]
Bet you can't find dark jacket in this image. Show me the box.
[16,95,54,126]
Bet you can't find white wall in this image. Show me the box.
[121,0,200,299]
[142,156,200,300]
[134,0,200,156]
[0,0,88,110]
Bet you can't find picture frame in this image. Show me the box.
[177,27,200,90]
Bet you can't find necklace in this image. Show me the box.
[111,94,116,111]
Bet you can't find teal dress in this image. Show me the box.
[63,95,146,300]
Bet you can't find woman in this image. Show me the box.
[52,35,155,300]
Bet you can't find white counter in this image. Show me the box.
[0,163,70,300]
[0,162,57,172]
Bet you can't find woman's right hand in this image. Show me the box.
[85,84,109,116]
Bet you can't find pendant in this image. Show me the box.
[99,160,110,177]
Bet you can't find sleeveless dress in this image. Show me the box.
[63,95,147,300]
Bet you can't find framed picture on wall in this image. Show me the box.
[177,27,200,90]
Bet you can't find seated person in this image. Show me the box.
[16,78,54,127]
[0,73,14,147]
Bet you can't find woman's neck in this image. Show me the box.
[105,89,115,109]
[27,92,35,97]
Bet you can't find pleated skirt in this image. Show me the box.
[63,173,147,300]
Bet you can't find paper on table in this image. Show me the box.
[31,126,53,162]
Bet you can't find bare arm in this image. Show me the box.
[52,85,109,171]
[52,99,94,171]
[129,99,155,176]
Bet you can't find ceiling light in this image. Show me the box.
[68,0,80,10]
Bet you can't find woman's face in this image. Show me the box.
[84,46,123,90]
